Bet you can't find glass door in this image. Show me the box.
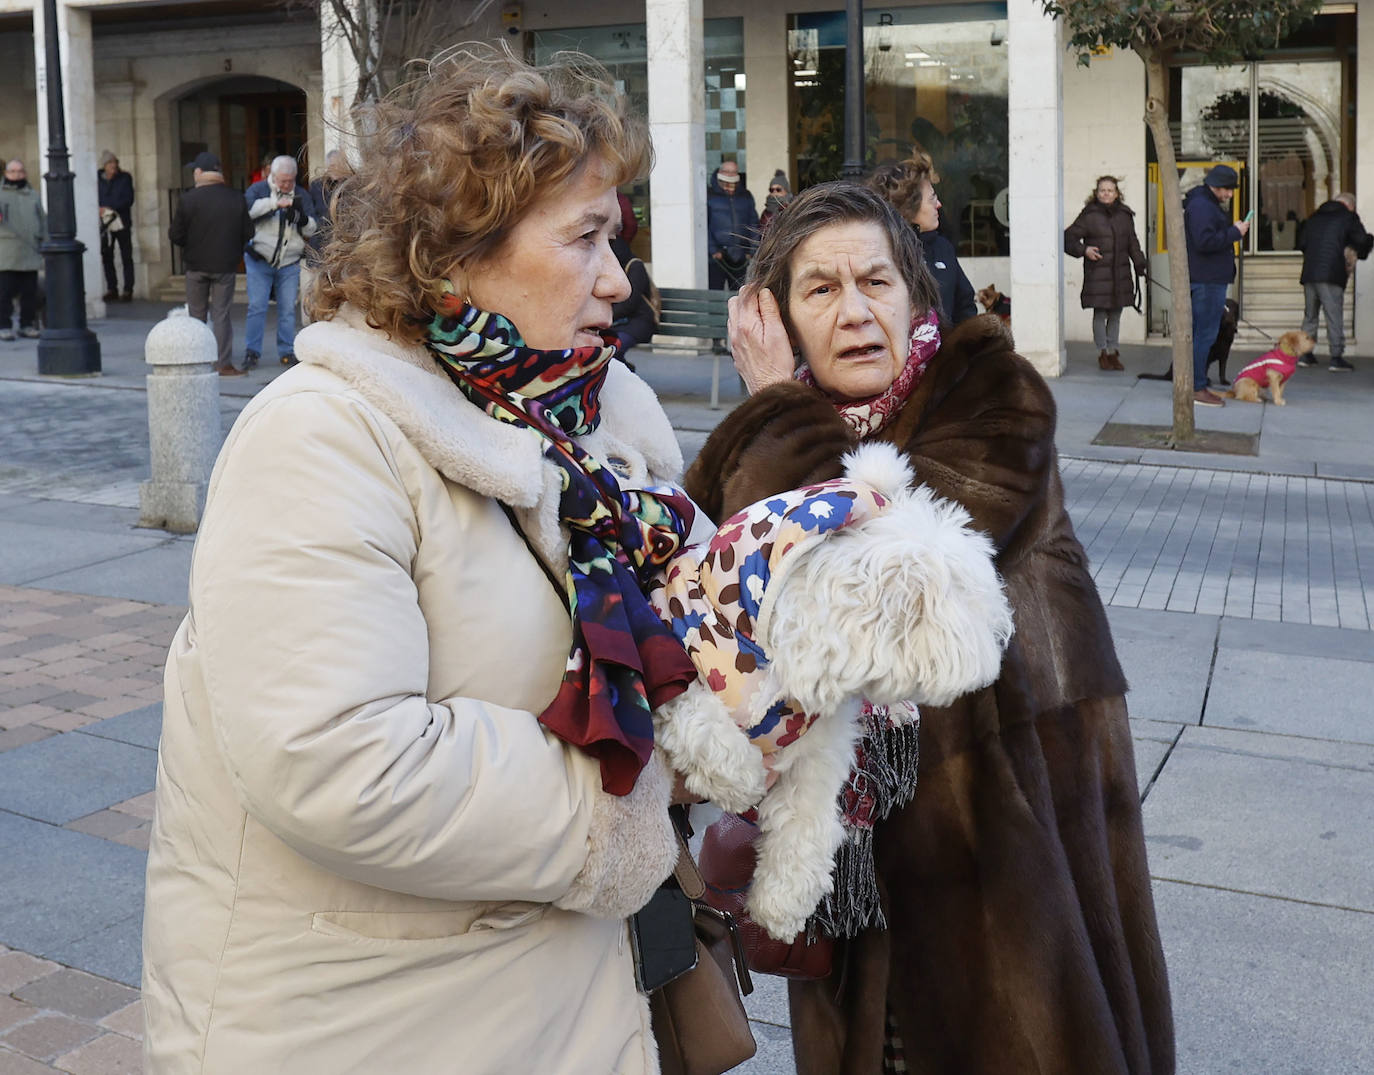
[1253,61,1342,253]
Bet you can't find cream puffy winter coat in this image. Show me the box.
[141,307,688,1074]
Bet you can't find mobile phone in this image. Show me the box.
[629,884,698,993]
[1243,209,1255,223]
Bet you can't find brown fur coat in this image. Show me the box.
[685,315,1175,1074]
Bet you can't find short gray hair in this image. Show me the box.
[1336,192,1356,211]
[270,155,298,177]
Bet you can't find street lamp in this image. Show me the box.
[38,0,101,376]
[840,0,865,178]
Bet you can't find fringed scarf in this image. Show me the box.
[796,308,942,438]
[423,290,697,795]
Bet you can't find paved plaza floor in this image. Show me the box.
[1,303,1372,1073]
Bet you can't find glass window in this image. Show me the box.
[788,4,1009,257]
[532,19,746,258]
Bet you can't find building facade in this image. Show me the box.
[3,0,1367,375]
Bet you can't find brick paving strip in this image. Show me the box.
[0,585,183,1072]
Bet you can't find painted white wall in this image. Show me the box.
[1061,43,1148,345]
[647,0,707,289]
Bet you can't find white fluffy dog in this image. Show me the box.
[649,442,1014,940]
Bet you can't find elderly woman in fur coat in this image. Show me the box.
[688,181,1174,1074]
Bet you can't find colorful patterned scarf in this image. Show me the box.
[423,290,697,795]
[795,308,942,438]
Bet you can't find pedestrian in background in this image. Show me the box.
[866,151,977,325]
[0,159,45,341]
[302,149,345,328]
[759,170,792,236]
[97,149,135,302]
[142,45,692,1073]
[243,155,316,368]
[1296,192,1372,372]
[169,151,254,376]
[1064,176,1147,372]
[1183,164,1250,408]
[707,160,759,290]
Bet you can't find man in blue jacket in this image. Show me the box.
[1183,165,1250,407]
[707,162,759,290]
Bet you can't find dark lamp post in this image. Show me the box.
[38,0,101,375]
[840,0,865,179]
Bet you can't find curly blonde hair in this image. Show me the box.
[864,145,940,223]
[310,44,652,339]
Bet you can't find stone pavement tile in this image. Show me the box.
[97,1000,142,1041]
[31,715,98,735]
[53,1030,142,1074]
[1130,735,1177,796]
[0,953,58,994]
[730,1020,796,1075]
[36,543,194,609]
[0,1045,58,1074]
[0,733,155,825]
[1217,616,1374,664]
[77,705,160,751]
[0,1015,99,1063]
[63,811,143,841]
[109,793,154,821]
[41,914,142,991]
[27,658,105,679]
[0,685,67,709]
[1107,607,1217,725]
[1155,880,1374,1075]
[1204,650,1374,745]
[742,971,789,1028]
[0,996,35,1034]
[69,698,145,722]
[0,727,55,755]
[13,969,138,1021]
[108,825,150,852]
[0,815,147,965]
[0,660,39,675]
[1143,725,1374,912]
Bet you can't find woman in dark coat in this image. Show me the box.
[688,181,1174,1075]
[1064,176,1147,371]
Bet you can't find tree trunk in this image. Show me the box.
[1140,46,1195,441]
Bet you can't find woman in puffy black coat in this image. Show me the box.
[1065,176,1147,370]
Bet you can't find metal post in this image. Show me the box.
[840,0,865,178]
[38,0,101,376]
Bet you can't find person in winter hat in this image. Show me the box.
[760,170,792,236]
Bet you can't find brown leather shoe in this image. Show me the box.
[1193,388,1224,407]
[1107,350,1125,371]
[1098,349,1114,370]
[217,366,247,377]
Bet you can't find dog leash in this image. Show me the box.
[1142,272,1275,341]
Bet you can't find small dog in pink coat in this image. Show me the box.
[1224,330,1315,406]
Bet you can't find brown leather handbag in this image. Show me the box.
[650,829,757,1075]
[698,811,834,980]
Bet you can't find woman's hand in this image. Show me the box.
[1084,245,1102,261]
[728,285,796,395]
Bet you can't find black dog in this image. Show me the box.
[1138,298,1237,385]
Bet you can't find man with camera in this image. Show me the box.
[244,155,317,368]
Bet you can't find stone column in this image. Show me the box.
[647,0,707,288]
[139,308,222,533]
[1355,1,1373,356]
[33,0,106,318]
[743,10,790,211]
[1006,0,1066,376]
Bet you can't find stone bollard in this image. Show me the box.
[138,307,222,533]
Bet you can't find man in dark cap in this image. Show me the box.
[169,151,254,376]
[1183,164,1250,407]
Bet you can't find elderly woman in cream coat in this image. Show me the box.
[142,49,702,1073]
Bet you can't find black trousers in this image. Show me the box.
[101,226,134,294]
[0,270,39,329]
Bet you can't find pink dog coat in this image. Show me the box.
[1233,346,1298,388]
[647,479,894,756]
